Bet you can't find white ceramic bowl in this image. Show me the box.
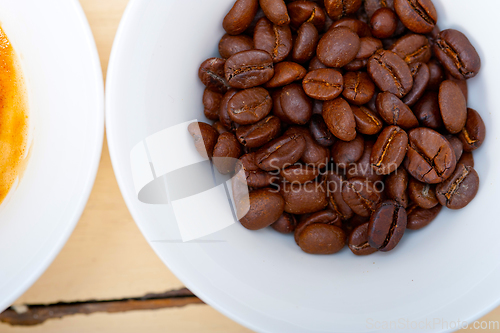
[0,0,103,311]
[106,0,500,332]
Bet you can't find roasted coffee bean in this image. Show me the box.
[330,18,372,38]
[312,99,323,114]
[228,87,272,125]
[324,0,363,20]
[271,212,297,233]
[225,50,274,89]
[264,61,307,88]
[381,37,397,49]
[394,17,412,37]
[309,114,336,147]
[403,62,429,106]
[351,66,378,79]
[302,68,343,101]
[376,92,419,129]
[427,23,441,42]
[332,133,365,168]
[342,178,383,217]
[317,27,361,68]
[348,216,368,233]
[406,203,442,230]
[344,59,368,72]
[322,97,357,142]
[199,58,230,93]
[342,72,376,105]
[390,33,431,65]
[371,125,408,175]
[352,51,375,70]
[444,71,468,102]
[445,135,463,162]
[292,22,319,63]
[297,222,346,254]
[433,29,481,80]
[239,187,285,230]
[364,0,395,18]
[280,164,319,183]
[347,140,384,182]
[368,200,407,251]
[326,171,354,220]
[458,152,474,168]
[193,0,486,256]
[385,167,409,207]
[244,8,267,35]
[458,108,486,152]
[358,10,374,25]
[366,91,379,112]
[413,91,443,129]
[370,8,398,39]
[285,126,330,167]
[219,34,254,59]
[346,213,371,232]
[394,0,437,34]
[236,153,279,187]
[295,210,342,246]
[405,127,456,183]
[368,50,413,98]
[349,222,378,255]
[426,58,444,90]
[357,10,371,25]
[231,170,253,207]
[287,0,326,31]
[213,121,230,134]
[281,181,328,214]
[374,14,407,38]
[308,56,328,70]
[213,132,243,174]
[436,164,479,209]
[254,17,292,63]
[272,89,287,122]
[439,80,467,134]
[188,122,219,159]
[255,132,307,170]
[203,88,223,120]
[351,105,383,135]
[236,115,281,148]
[356,37,383,60]
[408,177,438,209]
[223,0,260,35]
[259,0,290,26]
[278,84,313,124]
[296,211,343,234]
[219,89,239,131]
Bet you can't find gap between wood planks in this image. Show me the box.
[0,288,203,326]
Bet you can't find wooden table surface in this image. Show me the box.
[0,0,498,332]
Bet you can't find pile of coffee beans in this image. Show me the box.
[189,0,485,255]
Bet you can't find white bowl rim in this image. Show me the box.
[1,0,104,310]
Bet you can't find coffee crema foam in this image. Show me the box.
[0,26,29,204]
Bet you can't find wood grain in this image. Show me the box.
[13,137,185,304]
[1,289,201,326]
[0,305,253,333]
[80,0,128,81]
